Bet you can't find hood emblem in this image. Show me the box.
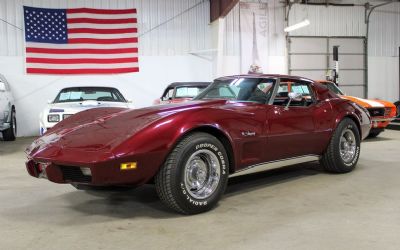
[241,131,256,137]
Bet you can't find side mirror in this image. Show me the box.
[0,82,5,92]
[288,92,303,101]
[47,100,52,104]
[127,99,133,103]
[285,92,303,110]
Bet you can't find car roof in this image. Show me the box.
[215,74,315,82]
[166,82,212,88]
[59,86,120,91]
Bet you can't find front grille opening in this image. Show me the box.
[384,108,391,117]
[368,108,385,117]
[59,166,92,183]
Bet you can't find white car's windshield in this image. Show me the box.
[195,78,276,104]
[53,87,126,103]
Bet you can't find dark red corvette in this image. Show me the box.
[26,75,371,214]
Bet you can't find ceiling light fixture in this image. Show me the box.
[284,19,310,32]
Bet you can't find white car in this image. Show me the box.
[0,74,17,141]
[40,86,134,135]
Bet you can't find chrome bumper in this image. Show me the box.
[371,118,396,122]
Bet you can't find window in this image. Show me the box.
[195,78,276,104]
[54,87,126,103]
[175,86,206,98]
[325,82,344,95]
[273,80,314,107]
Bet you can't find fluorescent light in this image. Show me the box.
[284,19,310,32]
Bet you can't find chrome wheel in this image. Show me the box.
[184,149,221,200]
[339,128,357,163]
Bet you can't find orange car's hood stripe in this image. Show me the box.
[342,95,386,108]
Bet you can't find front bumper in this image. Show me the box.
[25,151,165,187]
[371,117,396,129]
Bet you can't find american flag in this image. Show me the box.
[23,6,139,74]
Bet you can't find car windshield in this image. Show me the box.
[195,77,276,104]
[53,87,126,103]
[175,86,207,98]
[325,82,344,95]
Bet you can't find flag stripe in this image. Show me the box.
[67,18,137,24]
[68,23,137,29]
[27,67,139,74]
[26,57,139,64]
[67,13,137,19]
[26,47,138,54]
[67,8,137,15]
[26,62,139,69]
[68,37,138,44]
[68,33,136,39]
[26,41,136,49]
[68,28,137,34]
[26,52,139,59]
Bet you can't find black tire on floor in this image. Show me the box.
[320,118,361,173]
[367,130,381,138]
[2,109,16,141]
[394,101,400,118]
[155,132,229,214]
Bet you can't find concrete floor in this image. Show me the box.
[0,130,400,250]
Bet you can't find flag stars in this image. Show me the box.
[24,8,67,43]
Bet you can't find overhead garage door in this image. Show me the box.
[288,36,367,98]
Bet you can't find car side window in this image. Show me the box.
[273,81,315,107]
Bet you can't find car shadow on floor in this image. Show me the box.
[362,136,393,143]
[59,161,323,219]
[225,161,321,197]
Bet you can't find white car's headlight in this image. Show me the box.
[48,114,60,122]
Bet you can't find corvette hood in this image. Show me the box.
[341,95,395,108]
[28,100,226,160]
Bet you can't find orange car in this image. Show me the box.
[317,80,396,138]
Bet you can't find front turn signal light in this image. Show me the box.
[120,162,137,170]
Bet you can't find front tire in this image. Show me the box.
[320,118,361,173]
[2,109,16,141]
[394,101,400,118]
[155,132,229,214]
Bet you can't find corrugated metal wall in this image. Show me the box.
[0,0,211,56]
[368,2,400,57]
[287,4,366,37]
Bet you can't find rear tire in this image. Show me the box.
[320,118,361,173]
[155,132,229,214]
[2,109,16,141]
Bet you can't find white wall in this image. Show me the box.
[368,3,400,102]
[0,56,212,137]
